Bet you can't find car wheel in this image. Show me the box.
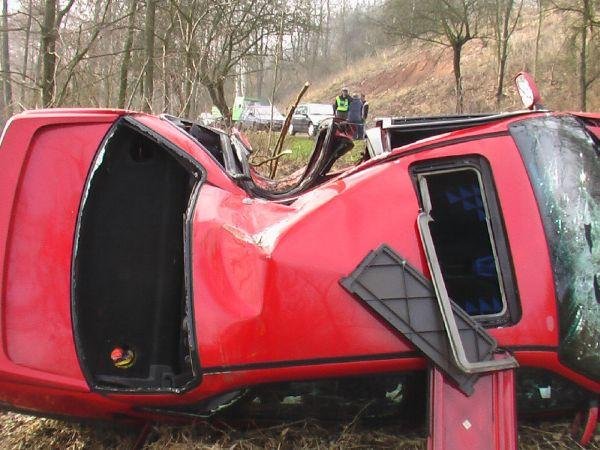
[308,123,315,137]
[288,124,295,135]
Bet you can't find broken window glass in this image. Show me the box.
[510,115,600,381]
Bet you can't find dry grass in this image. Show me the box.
[0,412,136,449]
[517,421,597,450]
[145,420,425,449]
[1,411,598,449]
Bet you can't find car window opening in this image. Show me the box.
[162,115,356,200]
[73,120,199,392]
[417,166,508,321]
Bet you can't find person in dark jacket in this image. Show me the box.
[333,87,352,119]
[347,93,363,139]
[361,94,369,121]
[360,94,369,139]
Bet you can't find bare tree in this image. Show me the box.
[143,0,157,112]
[53,1,114,106]
[40,0,75,107]
[383,0,483,113]
[552,0,599,110]
[192,0,288,123]
[491,0,523,105]
[534,0,545,77]
[118,0,137,109]
[20,0,34,106]
[1,0,12,115]
[170,0,210,117]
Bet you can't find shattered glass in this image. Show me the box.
[510,116,600,381]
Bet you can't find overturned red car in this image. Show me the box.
[0,75,598,448]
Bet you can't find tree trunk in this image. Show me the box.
[1,0,12,116]
[256,58,264,97]
[118,0,136,109]
[40,0,57,107]
[183,48,194,117]
[533,0,543,78]
[143,0,157,112]
[161,41,170,114]
[341,0,348,66]
[159,18,174,114]
[20,0,33,105]
[495,0,514,106]
[324,0,331,61]
[256,35,265,97]
[205,80,231,126]
[579,0,590,111]
[310,0,324,79]
[452,43,464,114]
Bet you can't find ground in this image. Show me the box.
[0,411,597,449]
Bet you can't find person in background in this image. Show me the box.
[333,87,352,120]
[347,93,363,140]
[359,93,369,139]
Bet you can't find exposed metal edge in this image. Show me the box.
[378,110,547,130]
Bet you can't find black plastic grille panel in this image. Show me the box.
[340,244,498,395]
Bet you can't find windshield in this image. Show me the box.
[308,104,333,115]
[510,115,600,381]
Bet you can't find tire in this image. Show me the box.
[308,123,315,137]
[288,124,296,135]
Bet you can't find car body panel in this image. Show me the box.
[190,131,558,371]
[0,108,598,422]
[0,111,122,395]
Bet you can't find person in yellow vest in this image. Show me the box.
[333,86,352,120]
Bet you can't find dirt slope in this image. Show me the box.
[302,11,599,119]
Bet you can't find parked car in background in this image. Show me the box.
[239,104,285,131]
[289,103,334,136]
[199,111,222,126]
[231,96,270,122]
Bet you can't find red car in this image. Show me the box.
[0,75,598,448]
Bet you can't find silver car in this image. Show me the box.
[289,103,334,136]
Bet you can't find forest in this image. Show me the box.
[0,0,598,127]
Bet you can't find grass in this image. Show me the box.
[1,411,597,449]
[244,130,366,178]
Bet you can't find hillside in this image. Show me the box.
[298,11,599,120]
